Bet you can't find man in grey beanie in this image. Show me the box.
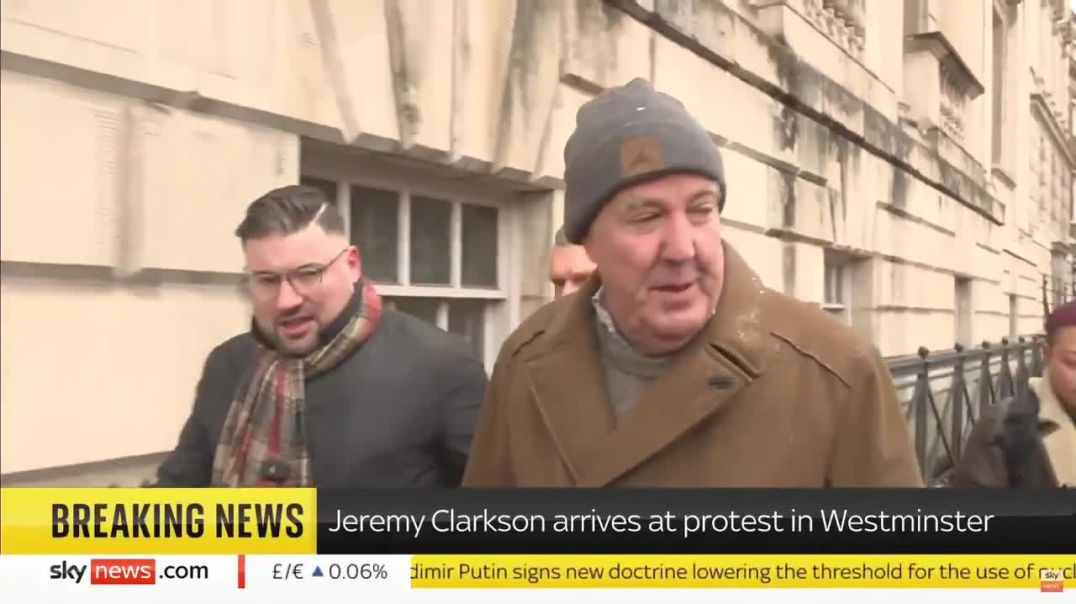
[464,78,922,488]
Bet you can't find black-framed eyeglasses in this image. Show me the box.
[244,248,350,300]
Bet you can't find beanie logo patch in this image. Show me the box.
[620,137,665,178]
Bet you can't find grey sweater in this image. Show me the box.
[591,291,673,424]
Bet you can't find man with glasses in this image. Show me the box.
[156,185,487,487]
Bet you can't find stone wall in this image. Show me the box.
[0,0,1071,477]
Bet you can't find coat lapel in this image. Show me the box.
[580,339,754,486]
[582,244,772,486]
[521,277,617,483]
[523,243,774,486]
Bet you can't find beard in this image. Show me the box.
[273,328,319,356]
[255,314,321,357]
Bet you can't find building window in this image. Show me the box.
[1071,169,1075,224]
[1008,294,1018,339]
[954,277,972,346]
[823,249,852,325]
[299,174,504,366]
[991,10,1008,167]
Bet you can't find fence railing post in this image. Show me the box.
[979,341,993,415]
[911,346,930,478]
[998,337,1014,400]
[1015,336,1030,400]
[1030,335,1044,378]
[950,343,966,459]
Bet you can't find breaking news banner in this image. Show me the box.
[0,488,1073,603]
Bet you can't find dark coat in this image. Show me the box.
[156,298,488,488]
[463,243,924,487]
[950,380,1064,488]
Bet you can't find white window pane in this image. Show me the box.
[390,296,440,327]
[824,266,839,305]
[461,204,498,287]
[410,195,452,285]
[388,296,485,361]
[350,185,399,283]
[449,298,485,361]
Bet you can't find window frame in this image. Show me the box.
[991,6,1012,170]
[299,163,512,370]
[822,249,854,326]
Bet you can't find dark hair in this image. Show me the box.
[235,185,346,242]
[1044,299,1076,346]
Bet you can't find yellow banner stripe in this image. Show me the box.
[410,555,1076,589]
[0,488,317,554]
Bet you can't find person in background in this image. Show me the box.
[463,78,923,487]
[952,301,1076,487]
[156,185,486,487]
[550,226,596,298]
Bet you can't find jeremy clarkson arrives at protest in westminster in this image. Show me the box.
[463,78,924,488]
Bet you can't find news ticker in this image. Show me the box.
[2,488,1075,555]
[1,555,1074,594]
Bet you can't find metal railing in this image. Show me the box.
[885,335,1046,485]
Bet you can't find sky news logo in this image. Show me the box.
[49,559,209,585]
[1040,568,1065,593]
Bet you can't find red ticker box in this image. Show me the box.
[90,559,156,585]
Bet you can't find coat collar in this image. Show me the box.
[1032,374,1074,430]
[518,242,774,485]
[1030,374,1076,487]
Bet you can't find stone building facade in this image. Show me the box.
[1,0,1073,483]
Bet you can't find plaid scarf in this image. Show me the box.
[210,280,382,486]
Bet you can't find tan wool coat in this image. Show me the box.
[463,243,924,487]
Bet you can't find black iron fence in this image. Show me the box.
[884,335,1046,485]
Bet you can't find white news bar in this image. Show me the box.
[0,555,1050,603]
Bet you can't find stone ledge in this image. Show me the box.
[905,31,984,99]
[1,50,347,144]
[876,201,957,238]
[1031,92,1076,168]
[991,165,1017,189]
[607,0,1004,226]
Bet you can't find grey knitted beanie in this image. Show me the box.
[562,78,725,244]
